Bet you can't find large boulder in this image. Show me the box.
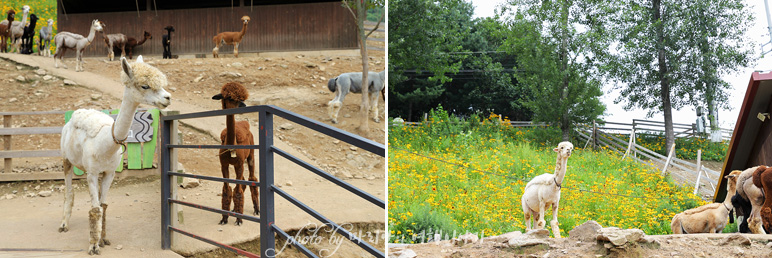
[596,227,644,246]
[569,220,603,242]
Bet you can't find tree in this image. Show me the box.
[388,0,471,120]
[605,0,753,151]
[502,0,607,140]
[342,0,385,131]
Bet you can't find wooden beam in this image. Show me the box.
[0,127,62,135]
[0,172,86,182]
[0,150,61,159]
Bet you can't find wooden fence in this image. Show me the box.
[0,109,161,181]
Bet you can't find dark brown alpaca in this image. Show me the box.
[0,10,15,53]
[752,166,772,233]
[212,82,258,226]
[114,31,152,60]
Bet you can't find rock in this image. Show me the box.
[719,233,751,246]
[766,242,772,248]
[333,140,340,144]
[569,220,602,242]
[484,231,522,243]
[64,79,77,86]
[4,194,15,200]
[319,66,326,72]
[219,72,242,78]
[8,98,17,103]
[16,66,23,70]
[194,61,203,65]
[26,192,36,198]
[524,228,550,239]
[169,87,177,92]
[43,75,53,81]
[338,170,353,178]
[596,227,644,246]
[279,123,294,130]
[15,75,25,82]
[280,64,288,69]
[285,181,293,186]
[231,62,243,68]
[305,62,318,68]
[193,75,204,82]
[90,94,102,101]
[395,249,416,258]
[350,146,358,151]
[35,185,40,190]
[35,69,46,75]
[181,177,201,189]
[451,233,479,246]
[507,238,550,249]
[38,190,52,197]
[116,245,123,250]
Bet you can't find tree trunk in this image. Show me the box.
[654,0,675,151]
[357,0,370,131]
[560,0,570,142]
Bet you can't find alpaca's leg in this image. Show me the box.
[219,161,232,225]
[233,162,246,226]
[536,203,546,229]
[107,43,114,61]
[59,159,75,232]
[550,202,561,238]
[369,92,380,123]
[120,45,126,59]
[86,173,103,255]
[247,152,259,215]
[234,42,239,58]
[98,171,115,247]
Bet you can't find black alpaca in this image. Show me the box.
[732,194,752,233]
[20,13,37,54]
[162,25,174,59]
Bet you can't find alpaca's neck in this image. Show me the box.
[554,156,568,185]
[18,11,27,26]
[86,26,97,43]
[225,114,236,145]
[167,30,172,39]
[238,22,247,38]
[111,90,140,152]
[136,36,148,46]
[724,184,737,207]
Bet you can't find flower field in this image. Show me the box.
[388,110,719,244]
[2,0,57,53]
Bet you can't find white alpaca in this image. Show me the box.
[3,5,28,53]
[54,19,104,72]
[59,56,171,255]
[521,141,573,238]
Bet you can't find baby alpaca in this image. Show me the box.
[671,170,740,234]
[521,141,573,238]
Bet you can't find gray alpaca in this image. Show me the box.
[38,19,54,57]
[327,70,385,124]
[54,19,104,72]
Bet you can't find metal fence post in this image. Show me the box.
[160,113,172,249]
[4,115,12,173]
[259,110,276,257]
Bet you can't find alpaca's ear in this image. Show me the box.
[121,57,133,79]
[212,93,223,100]
[136,55,144,63]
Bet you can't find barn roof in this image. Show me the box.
[714,71,772,202]
[62,0,339,14]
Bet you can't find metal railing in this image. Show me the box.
[159,105,385,257]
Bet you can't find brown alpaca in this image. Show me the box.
[671,170,740,234]
[212,82,259,226]
[0,10,14,53]
[752,166,772,233]
[119,31,152,60]
[212,16,250,58]
[734,165,768,234]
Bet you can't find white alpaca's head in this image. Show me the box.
[92,19,104,32]
[120,56,172,108]
[22,5,30,14]
[554,141,573,158]
[47,19,53,26]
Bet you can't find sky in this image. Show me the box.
[470,0,772,130]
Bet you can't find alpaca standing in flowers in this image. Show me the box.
[732,165,767,234]
[38,19,54,57]
[0,9,14,53]
[671,170,740,234]
[521,141,573,238]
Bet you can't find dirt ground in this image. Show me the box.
[0,49,385,257]
[392,232,772,258]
